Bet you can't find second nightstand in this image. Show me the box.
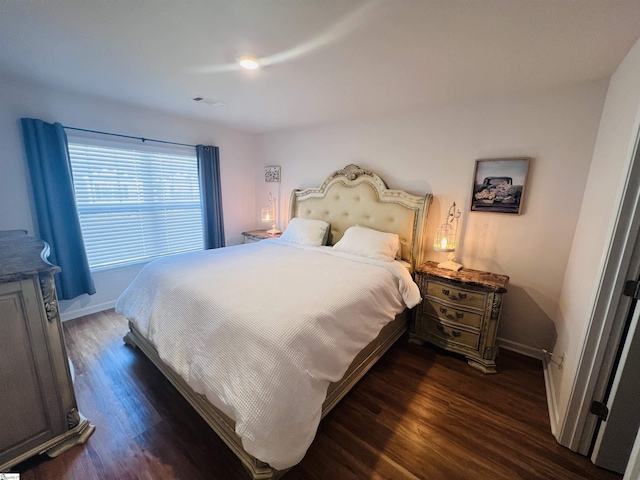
[410,261,509,374]
[241,229,281,244]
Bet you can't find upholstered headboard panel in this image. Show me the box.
[289,165,432,271]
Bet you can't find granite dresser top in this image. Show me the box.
[0,230,59,283]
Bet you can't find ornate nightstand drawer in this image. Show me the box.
[425,281,486,310]
[418,317,480,350]
[422,299,482,330]
[411,261,509,374]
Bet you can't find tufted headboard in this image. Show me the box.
[289,164,432,272]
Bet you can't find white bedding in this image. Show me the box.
[115,239,420,470]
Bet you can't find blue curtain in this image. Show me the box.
[21,118,95,299]
[196,145,225,249]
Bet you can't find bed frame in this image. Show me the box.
[124,164,432,479]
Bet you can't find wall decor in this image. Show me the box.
[264,166,281,183]
[470,157,530,214]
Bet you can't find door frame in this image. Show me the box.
[557,109,640,457]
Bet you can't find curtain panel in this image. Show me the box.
[21,118,95,299]
[196,145,225,249]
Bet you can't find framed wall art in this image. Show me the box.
[470,157,530,215]
[264,166,281,183]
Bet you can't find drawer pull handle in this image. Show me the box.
[441,288,467,301]
[439,307,464,321]
[436,324,461,337]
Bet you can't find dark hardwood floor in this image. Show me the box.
[13,309,621,480]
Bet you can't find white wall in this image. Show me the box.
[256,81,608,356]
[553,37,640,442]
[0,73,259,320]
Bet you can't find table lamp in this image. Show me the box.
[433,201,462,271]
[261,192,280,235]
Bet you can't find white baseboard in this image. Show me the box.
[498,337,544,359]
[60,300,116,322]
[498,337,559,437]
[542,355,561,438]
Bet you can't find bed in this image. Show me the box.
[117,164,432,479]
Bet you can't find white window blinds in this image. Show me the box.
[68,136,203,271]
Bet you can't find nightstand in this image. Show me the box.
[410,261,509,374]
[241,229,281,243]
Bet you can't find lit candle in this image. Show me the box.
[441,237,447,250]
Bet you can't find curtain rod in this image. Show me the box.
[62,126,196,148]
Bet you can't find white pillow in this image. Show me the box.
[280,217,330,246]
[333,225,400,262]
[355,224,402,260]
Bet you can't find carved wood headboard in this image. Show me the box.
[289,164,432,272]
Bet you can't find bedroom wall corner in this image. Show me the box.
[551,34,640,450]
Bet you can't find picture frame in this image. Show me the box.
[264,166,281,183]
[470,157,530,215]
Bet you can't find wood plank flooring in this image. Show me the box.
[12,309,621,480]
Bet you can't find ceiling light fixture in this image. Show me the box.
[238,56,260,70]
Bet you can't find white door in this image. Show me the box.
[591,275,640,474]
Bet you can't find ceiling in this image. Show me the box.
[1,0,640,133]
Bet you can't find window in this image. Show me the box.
[68,135,203,271]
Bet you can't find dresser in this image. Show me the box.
[410,261,509,374]
[241,229,282,243]
[0,231,94,471]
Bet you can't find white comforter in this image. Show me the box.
[116,239,420,470]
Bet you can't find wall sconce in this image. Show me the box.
[433,202,462,271]
[261,192,280,235]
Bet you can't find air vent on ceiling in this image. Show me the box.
[192,96,224,107]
